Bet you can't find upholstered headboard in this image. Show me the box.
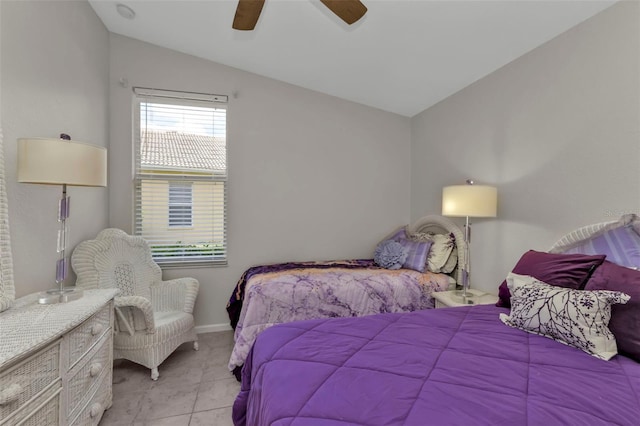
[406,214,466,284]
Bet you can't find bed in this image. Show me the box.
[232,216,640,425]
[226,215,466,376]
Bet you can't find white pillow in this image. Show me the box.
[500,272,630,360]
[439,241,458,274]
[409,232,455,273]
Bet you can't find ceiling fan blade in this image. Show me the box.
[232,0,265,30]
[320,0,367,25]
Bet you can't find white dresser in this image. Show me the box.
[0,289,118,426]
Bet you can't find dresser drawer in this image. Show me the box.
[1,386,60,426]
[0,342,60,422]
[1,290,117,426]
[69,368,112,426]
[67,302,112,369]
[66,332,111,419]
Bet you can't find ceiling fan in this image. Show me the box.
[232,0,367,30]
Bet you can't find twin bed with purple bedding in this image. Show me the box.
[231,215,640,425]
[226,215,465,377]
[227,259,452,376]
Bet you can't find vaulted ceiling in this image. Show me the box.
[90,0,616,117]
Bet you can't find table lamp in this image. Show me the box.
[18,134,107,304]
[442,180,497,298]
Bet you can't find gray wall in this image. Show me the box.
[1,0,110,297]
[1,0,635,330]
[108,35,411,328]
[410,1,640,295]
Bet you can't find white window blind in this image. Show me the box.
[133,87,227,267]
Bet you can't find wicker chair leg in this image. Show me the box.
[193,341,199,351]
[151,367,159,381]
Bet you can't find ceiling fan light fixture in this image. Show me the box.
[232,0,367,31]
[320,0,367,25]
[116,3,136,20]
[233,0,265,31]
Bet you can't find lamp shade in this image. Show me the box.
[18,138,107,187]
[442,184,497,218]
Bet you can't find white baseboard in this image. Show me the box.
[195,323,233,334]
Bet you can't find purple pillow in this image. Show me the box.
[385,227,432,272]
[585,260,640,361]
[387,227,406,241]
[563,225,640,269]
[373,240,408,270]
[395,238,432,273]
[496,250,606,308]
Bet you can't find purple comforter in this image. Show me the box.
[233,304,640,425]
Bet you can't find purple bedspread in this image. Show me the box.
[233,304,640,425]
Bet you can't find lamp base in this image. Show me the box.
[453,290,476,305]
[455,289,475,298]
[38,287,83,304]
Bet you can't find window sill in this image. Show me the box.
[158,259,227,269]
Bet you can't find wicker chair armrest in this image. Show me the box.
[0,295,14,313]
[114,295,156,334]
[150,277,199,313]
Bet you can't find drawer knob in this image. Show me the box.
[0,383,23,405]
[89,363,103,377]
[91,323,104,336]
[89,402,103,418]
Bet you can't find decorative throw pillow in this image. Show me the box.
[562,225,640,270]
[496,250,606,308]
[395,239,432,272]
[409,232,455,273]
[373,240,409,270]
[375,227,432,272]
[585,260,640,361]
[500,273,630,360]
[380,226,407,244]
[440,238,458,274]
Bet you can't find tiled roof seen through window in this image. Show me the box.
[140,129,226,172]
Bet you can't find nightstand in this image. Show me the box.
[432,289,498,308]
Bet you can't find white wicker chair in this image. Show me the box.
[71,228,199,380]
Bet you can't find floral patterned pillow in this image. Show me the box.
[500,272,630,360]
[409,232,456,273]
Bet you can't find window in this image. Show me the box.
[133,87,227,266]
[168,182,193,227]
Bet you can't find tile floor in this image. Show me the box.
[99,331,240,426]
